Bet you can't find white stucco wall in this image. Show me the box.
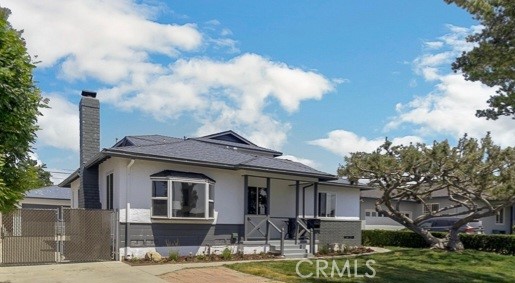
[102,158,245,224]
[300,184,361,220]
[70,179,79,209]
[99,157,363,225]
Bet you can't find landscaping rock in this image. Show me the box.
[145,251,162,262]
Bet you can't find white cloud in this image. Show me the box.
[37,95,79,151]
[424,41,444,49]
[7,1,335,151]
[309,130,423,157]
[278,155,319,169]
[102,53,334,149]
[387,25,514,147]
[5,0,203,83]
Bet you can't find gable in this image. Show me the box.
[201,130,256,146]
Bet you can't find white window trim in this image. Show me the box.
[151,177,214,220]
[318,191,337,218]
[365,209,411,219]
[423,203,440,214]
[495,208,504,225]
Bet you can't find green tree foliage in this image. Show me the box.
[0,7,49,212]
[339,134,515,251]
[445,0,515,119]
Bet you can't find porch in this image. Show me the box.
[241,174,323,255]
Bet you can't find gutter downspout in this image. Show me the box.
[125,159,135,259]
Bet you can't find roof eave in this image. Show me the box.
[237,164,337,181]
[97,149,337,181]
[58,169,79,187]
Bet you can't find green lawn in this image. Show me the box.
[227,248,515,282]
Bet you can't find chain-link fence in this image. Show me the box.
[0,208,117,265]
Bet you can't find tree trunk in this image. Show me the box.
[412,226,464,251]
[444,229,464,251]
[413,227,446,249]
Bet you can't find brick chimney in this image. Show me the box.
[78,90,101,208]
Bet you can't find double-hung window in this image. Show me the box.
[496,208,504,224]
[151,174,215,219]
[423,203,440,214]
[318,192,336,217]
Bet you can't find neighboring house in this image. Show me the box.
[60,91,366,258]
[19,185,71,210]
[361,189,514,234]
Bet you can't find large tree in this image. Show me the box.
[339,134,514,251]
[445,0,514,119]
[0,7,48,212]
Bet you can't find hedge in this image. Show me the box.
[362,230,515,255]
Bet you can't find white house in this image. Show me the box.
[361,189,514,234]
[60,91,366,259]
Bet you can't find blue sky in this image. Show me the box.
[4,1,514,184]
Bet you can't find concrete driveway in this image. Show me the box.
[0,261,166,283]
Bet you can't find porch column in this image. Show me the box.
[243,175,248,241]
[243,175,248,216]
[313,182,318,218]
[295,181,300,218]
[302,185,306,218]
[266,177,271,215]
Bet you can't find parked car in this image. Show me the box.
[418,217,484,234]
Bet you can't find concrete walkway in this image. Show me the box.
[0,247,390,283]
[0,261,166,283]
[160,266,281,283]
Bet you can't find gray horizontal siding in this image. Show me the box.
[120,223,244,248]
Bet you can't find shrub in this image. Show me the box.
[168,250,180,261]
[362,230,515,255]
[362,230,446,248]
[460,234,515,255]
[221,247,233,260]
[318,244,330,255]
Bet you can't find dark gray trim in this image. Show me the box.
[59,169,79,187]
[314,182,318,218]
[119,223,244,247]
[295,181,300,217]
[266,178,271,216]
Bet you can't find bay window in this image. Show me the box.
[150,172,215,219]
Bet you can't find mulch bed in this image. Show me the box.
[316,246,374,257]
[126,246,376,266]
[125,252,279,266]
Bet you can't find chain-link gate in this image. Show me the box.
[0,208,117,265]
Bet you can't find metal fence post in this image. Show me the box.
[310,228,315,254]
[280,228,285,257]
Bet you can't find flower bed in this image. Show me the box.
[125,248,279,266]
[316,244,374,256]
